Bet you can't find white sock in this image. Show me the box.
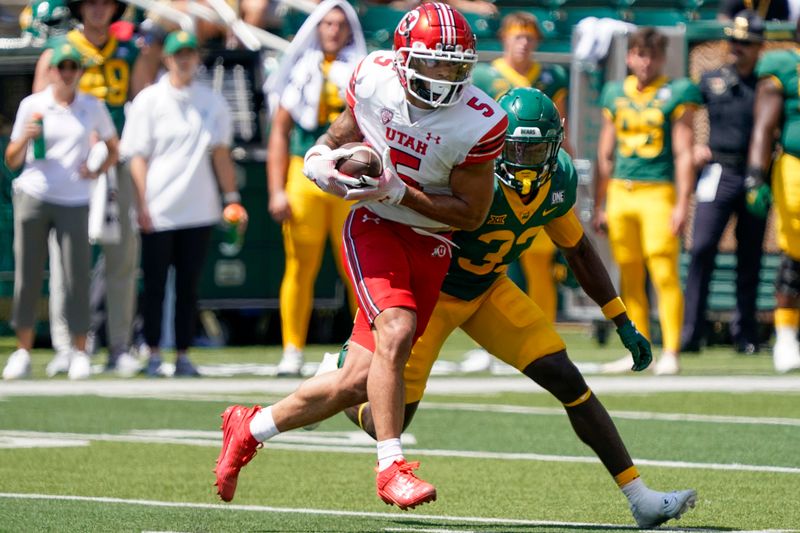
[776,326,799,344]
[377,438,404,471]
[249,406,280,443]
[621,477,648,503]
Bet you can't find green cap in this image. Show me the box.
[163,31,199,55]
[50,42,83,66]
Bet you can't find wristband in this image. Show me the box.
[744,167,765,189]
[305,144,331,163]
[601,296,627,320]
[223,191,241,205]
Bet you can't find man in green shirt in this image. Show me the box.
[594,27,701,375]
[745,18,800,373]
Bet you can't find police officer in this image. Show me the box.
[681,10,766,354]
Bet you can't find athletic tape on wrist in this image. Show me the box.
[601,297,627,320]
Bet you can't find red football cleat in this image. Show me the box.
[214,405,262,502]
[376,459,437,510]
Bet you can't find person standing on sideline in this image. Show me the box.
[214,3,506,510]
[593,27,702,375]
[265,0,365,376]
[2,44,118,380]
[121,31,246,377]
[471,11,571,326]
[32,0,161,378]
[682,11,766,355]
[745,18,800,373]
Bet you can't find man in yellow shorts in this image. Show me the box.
[466,11,571,371]
[265,1,364,375]
[745,18,800,373]
[593,27,701,375]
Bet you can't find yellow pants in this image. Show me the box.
[773,152,800,260]
[280,155,355,349]
[519,231,558,323]
[404,276,566,403]
[606,179,683,352]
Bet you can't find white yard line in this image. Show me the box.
[4,492,796,532]
[0,376,799,399]
[420,402,800,428]
[1,429,799,475]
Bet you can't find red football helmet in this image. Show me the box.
[393,2,478,107]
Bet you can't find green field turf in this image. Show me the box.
[0,329,798,532]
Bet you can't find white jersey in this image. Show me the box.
[345,50,507,231]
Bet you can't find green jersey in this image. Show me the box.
[755,48,800,158]
[49,30,140,134]
[600,75,701,182]
[472,58,568,102]
[443,150,578,301]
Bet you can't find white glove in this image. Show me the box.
[302,144,363,198]
[344,149,407,205]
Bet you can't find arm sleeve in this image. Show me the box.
[10,98,30,142]
[95,100,116,141]
[461,114,508,165]
[119,94,152,159]
[671,79,703,121]
[345,57,366,109]
[210,96,233,148]
[544,208,584,248]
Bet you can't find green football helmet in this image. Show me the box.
[496,87,564,196]
[20,0,73,41]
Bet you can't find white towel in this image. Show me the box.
[88,167,121,245]
[574,17,637,66]
[264,0,366,131]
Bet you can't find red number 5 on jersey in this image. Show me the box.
[389,147,423,190]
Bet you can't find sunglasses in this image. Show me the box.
[57,62,81,71]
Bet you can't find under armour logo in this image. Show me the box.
[425,132,441,144]
[432,244,448,257]
[362,213,381,224]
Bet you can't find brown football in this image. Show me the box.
[335,142,383,184]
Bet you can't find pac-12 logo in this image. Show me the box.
[397,11,419,36]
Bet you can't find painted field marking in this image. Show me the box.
[1,376,799,399]
[0,492,796,533]
[1,429,799,475]
[420,402,800,428]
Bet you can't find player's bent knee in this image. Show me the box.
[523,350,590,404]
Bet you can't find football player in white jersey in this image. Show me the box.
[214,2,507,510]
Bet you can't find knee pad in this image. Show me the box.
[776,254,800,298]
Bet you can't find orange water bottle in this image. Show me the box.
[220,202,246,256]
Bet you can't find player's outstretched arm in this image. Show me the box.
[560,231,652,371]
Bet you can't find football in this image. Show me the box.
[335,142,383,186]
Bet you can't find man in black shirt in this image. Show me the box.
[682,10,767,354]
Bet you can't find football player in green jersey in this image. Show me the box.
[594,27,701,375]
[746,19,800,373]
[469,11,571,335]
[341,88,695,528]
